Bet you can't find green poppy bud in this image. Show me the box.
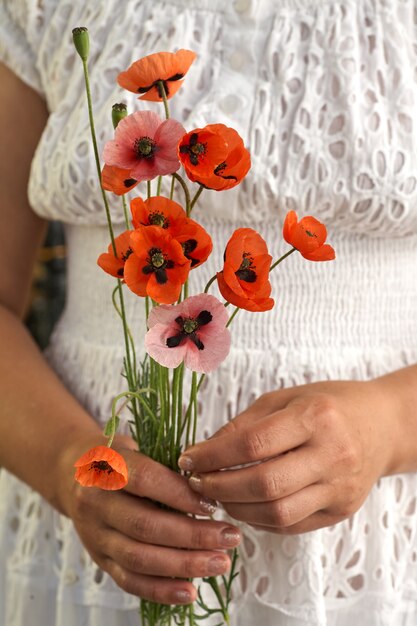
[72,27,90,61]
[112,103,128,129]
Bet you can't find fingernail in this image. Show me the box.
[207,556,229,575]
[200,497,218,515]
[178,455,194,471]
[188,474,202,492]
[220,527,241,547]
[174,590,193,604]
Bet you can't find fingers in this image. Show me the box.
[105,532,231,580]
[187,448,322,503]
[101,492,241,550]
[122,450,217,515]
[104,561,198,605]
[179,407,311,473]
[224,483,328,529]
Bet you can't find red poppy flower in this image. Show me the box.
[97,230,133,278]
[101,164,138,196]
[124,226,191,303]
[179,124,250,191]
[118,49,197,101]
[130,196,212,268]
[217,228,274,312]
[130,196,187,231]
[175,219,213,269]
[74,446,128,490]
[283,211,336,261]
[103,111,185,182]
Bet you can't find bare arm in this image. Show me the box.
[0,62,103,508]
[0,63,240,604]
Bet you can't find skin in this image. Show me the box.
[180,369,417,534]
[0,62,241,606]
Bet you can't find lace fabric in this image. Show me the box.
[1,0,417,625]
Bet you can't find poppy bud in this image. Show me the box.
[112,103,128,129]
[72,27,90,61]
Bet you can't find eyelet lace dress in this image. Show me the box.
[1,0,417,624]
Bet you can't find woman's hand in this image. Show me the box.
[60,436,241,605]
[178,374,416,535]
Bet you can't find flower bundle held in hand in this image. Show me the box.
[72,27,335,626]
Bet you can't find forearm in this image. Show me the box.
[372,364,417,475]
[0,304,103,514]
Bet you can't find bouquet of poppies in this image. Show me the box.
[71,27,335,626]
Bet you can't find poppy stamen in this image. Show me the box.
[90,460,114,474]
[134,136,157,159]
[235,252,257,282]
[180,133,207,166]
[148,211,169,228]
[166,309,213,350]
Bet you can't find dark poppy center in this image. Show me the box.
[305,229,317,238]
[121,247,133,262]
[142,247,174,284]
[235,252,257,282]
[134,136,156,159]
[166,309,213,350]
[90,460,114,474]
[148,211,169,228]
[181,238,200,267]
[180,133,207,166]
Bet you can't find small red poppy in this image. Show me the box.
[179,124,250,191]
[74,446,128,490]
[124,226,191,304]
[130,196,212,268]
[283,211,336,261]
[101,164,139,196]
[97,230,133,278]
[118,49,197,101]
[217,228,274,312]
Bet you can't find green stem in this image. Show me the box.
[157,80,170,119]
[226,306,240,328]
[204,275,217,294]
[156,175,163,196]
[189,185,204,212]
[122,195,130,229]
[81,58,116,254]
[169,175,175,200]
[270,247,296,271]
[147,180,152,198]
[172,172,191,215]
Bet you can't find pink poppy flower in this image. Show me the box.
[145,294,231,373]
[103,110,186,182]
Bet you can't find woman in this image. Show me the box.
[1,0,417,624]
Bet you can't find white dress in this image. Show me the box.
[1,0,417,624]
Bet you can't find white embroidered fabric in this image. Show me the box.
[1,0,417,625]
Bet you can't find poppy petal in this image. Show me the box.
[74,446,128,490]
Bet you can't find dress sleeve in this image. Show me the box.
[0,1,46,97]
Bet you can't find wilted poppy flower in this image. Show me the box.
[130,196,212,268]
[103,111,185,182]
[101,164,139,196]
[217,228,274,312]
[179,124,250,191]
[283,210,336,261]
[145,294,231,373]
[118,49,197,101]
[74,446,128,490]
[97,230,133,278]
[124,225,190,303]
